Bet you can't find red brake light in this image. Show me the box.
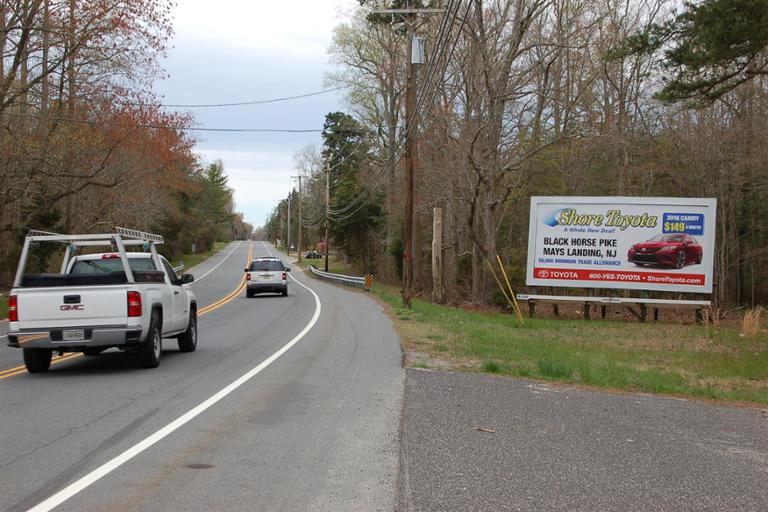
[8,295,18,322]
[282,272,287,281]
[127,291,142,317]
[246,272,251,281]
[102,253,121,259]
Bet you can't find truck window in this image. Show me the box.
[69,258,156,274]
[161,258,182,286]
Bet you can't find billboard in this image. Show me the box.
[526,197,717,293]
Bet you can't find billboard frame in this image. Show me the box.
[526,196,717,294]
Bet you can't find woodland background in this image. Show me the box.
[264,0,768,308]
[0,0,251,284]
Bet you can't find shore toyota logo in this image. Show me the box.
[538,269,550,278]
[60,304,84,311]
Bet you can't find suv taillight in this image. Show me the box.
[282,272,287,281]
[8,295,18,322]
[127,291,142,317]
[246,272,251,281]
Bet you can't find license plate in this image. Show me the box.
[62,329,85,341]
[261,274,272,280]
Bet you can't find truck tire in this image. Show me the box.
[177,311,197,353]
[137,314,162,368]
[23,348,53,373]
[282,287,288,297]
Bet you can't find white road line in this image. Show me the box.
[28,268,323,512]
[261,240,273,256]
[0,335,7,340]
[192,241,243,283]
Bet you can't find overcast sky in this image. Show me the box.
[155,0,359,228]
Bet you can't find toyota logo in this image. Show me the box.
[539,269,550,278]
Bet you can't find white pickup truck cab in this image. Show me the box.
[6,228,197,372]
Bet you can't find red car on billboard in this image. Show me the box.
[628,234,703,268]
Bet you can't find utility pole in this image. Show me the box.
[324,162,330,272]
[373,2,442,309]
[291,175,303,263]
[287,192,291,255]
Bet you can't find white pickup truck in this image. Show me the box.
[6,228,198,372]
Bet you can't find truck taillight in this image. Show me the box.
[127,291,142,317]
[8,295,18,322]
[246,272,251,281]
[282,272,287,281]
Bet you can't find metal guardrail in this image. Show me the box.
[308,265,370,290]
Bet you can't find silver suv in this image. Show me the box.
[245,258,290,297]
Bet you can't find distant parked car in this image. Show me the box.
[628,234,703,268]
[305,251,322,259]
[245,258,290,297]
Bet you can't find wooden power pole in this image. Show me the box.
[292,175,303,263]
[287,192,291,255]
[373,3,442,309]
[324,162,330,272]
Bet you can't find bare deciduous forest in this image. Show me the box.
[0,0,251,285]
[266,0,768,308]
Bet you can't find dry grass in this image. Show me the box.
[741,307,764,338]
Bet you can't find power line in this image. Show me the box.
[325,2,462,218]
[6,112,322,132]
[113,85,351,109]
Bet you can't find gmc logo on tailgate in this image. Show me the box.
[60,304,85,311]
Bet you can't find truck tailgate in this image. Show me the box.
[15,285,129,329]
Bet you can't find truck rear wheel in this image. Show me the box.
[177,312,197,353]
[137,314,162,368]
[23,348,53,373]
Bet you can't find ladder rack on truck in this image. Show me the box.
[14,227,166,288]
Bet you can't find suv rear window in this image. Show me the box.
[249,260,284,271]
[70,257,157,274]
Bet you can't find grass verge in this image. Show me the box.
[175,241,230,272]
[372,284,768,406]
[0,294,7,320]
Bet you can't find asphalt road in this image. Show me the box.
[399,369,768,512]
[0,241,403,511]
[4,241,768,512]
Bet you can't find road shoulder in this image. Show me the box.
[398,368,768,512]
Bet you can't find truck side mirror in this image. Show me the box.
[244,268,250,273]
[181,274,195,284]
